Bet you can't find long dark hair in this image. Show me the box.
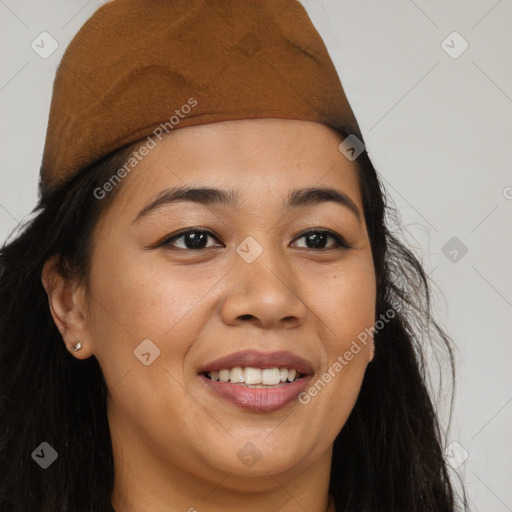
[0,138,468,511]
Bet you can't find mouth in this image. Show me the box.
[197,350,314,412]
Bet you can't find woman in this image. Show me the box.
[0,0,468,511]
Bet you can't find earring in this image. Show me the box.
[71,341,82,352]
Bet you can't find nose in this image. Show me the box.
[220,246,309,329]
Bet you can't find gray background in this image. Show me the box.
[1,1,511,510]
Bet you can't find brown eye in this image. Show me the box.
[161,229,222,250]
[157,228,351,252]
[293,229,351,250]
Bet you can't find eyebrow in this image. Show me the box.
[132,185,362,224]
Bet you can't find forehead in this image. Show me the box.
[108,118,363,218]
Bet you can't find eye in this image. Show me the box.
[292,229,352,250]
[157,228,352,251]
[159,229,222,250]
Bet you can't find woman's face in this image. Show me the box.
[82,118,376,491]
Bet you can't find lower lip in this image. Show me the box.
[199,374,313,412]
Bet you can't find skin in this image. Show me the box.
[42,118,376,512]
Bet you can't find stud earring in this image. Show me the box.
[71,341,82,352]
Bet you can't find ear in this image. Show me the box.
[368,338,375,363]
[41,254,94,359]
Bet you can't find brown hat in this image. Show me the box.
[39,0,363,199]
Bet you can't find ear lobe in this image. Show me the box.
[368,340,375,363]
[41,255,93,359]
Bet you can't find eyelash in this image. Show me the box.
[157,228,352,251]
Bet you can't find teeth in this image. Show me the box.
[244,367,261,385]
[230,367,244,383]
[206,366,301,384]
[262,368,281,385]
[219,369,230,382]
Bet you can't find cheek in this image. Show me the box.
[275,259,376,451]
[87,242,215,338]
[84,247,207,441]
[304,258,375,405]
[313,257,376,348]
[84,241,215,390]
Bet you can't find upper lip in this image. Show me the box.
[198,349,314,375]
